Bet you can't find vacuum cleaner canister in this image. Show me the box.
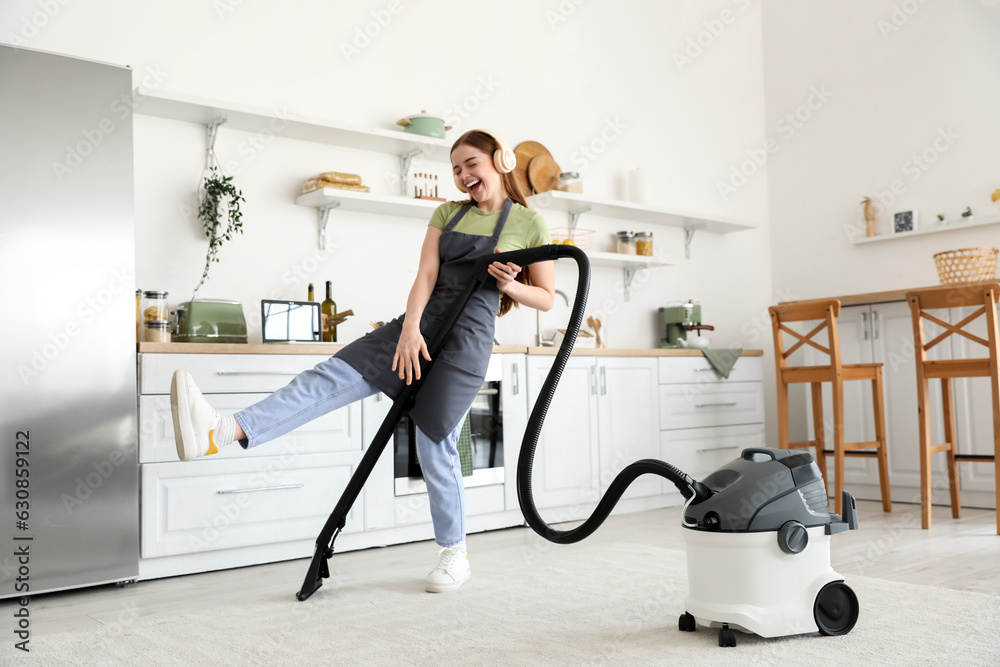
[678,448,860,647]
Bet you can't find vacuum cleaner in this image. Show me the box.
[296,244,861,648]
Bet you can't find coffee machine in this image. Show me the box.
[659,300,715,349]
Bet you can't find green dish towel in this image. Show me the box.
[701,348,743,379]
[456,413,474,477]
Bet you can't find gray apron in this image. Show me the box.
[335,198,512,442]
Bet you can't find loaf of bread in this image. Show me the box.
[318,171,362,186]
[302,178,370,194]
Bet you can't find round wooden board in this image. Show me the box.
[527,154,561,193]
[514,141,554,194]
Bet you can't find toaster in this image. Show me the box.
[173,299,248,344]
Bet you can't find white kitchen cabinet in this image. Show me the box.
[524,355,601,513]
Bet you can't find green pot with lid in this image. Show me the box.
[395,110,452,139]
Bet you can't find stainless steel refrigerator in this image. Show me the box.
[0,44,139,598]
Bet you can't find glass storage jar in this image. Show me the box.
[616,231,636,255]
[144,320,171,343]
[635,231,653,257]
[142,290,168,326]
[557,172,583,194]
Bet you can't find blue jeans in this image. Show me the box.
[234,356,466,548]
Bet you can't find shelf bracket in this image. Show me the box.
[206,117,228,170]
[568,205,592,231]
[318,201,340,250]
[623,267,638,302]
[399,149,423,196]
[683,223,706,259]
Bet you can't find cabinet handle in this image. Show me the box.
[600,366,607,395]
[696,445,739,454]
[216,371,300,376]
[694,368,717,373]
[512,363,519,395]
[477,388,499,396]
[694,402,738,408]
[861,312,868,341]
[872,311,880,340]
[217,483,304,494]
[590,366,597,395]
[376,393,383,402]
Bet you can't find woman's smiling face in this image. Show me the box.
[451,143,501,202]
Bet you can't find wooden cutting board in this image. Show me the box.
[527,154,561,193]
[514,141,555,194]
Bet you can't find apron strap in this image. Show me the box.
[443,203,474,233]
[489,198,513,245]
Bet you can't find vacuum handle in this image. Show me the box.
[741,448,792,461]
[487,244,563,269]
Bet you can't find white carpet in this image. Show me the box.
[6,541,998,666]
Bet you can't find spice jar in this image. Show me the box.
[144,320,171,343]
[557,172,583,194]
[616,231,636,255]
[142,290,168,326]
[635,231,653,257]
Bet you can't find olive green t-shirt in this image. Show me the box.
[428,201,551,251]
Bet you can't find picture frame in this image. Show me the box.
[893,209,918,234]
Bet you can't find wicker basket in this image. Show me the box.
[933,247,999,285]
[550,227,594,251]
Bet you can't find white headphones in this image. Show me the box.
[453,129,517,193]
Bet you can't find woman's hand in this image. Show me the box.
[393,325,431,385]
[489,248,521,293]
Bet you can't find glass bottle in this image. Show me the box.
[308,283,315,301]
[322,281,338,343]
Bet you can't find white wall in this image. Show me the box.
[760,0,1000,442]
[4,0,771,354]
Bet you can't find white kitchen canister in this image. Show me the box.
[628,168,646,204]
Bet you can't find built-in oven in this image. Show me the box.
[394,355,504,495]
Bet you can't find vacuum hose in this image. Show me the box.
[487,244,712,545]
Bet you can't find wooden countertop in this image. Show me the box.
[138,342,764,357]
[784,280,999,307]
[524,347,764,357]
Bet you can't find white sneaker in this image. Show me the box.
[171,370,222,461]
[425,547,471,593]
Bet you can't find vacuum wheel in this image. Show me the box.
[678,612,696,632]
[718,623,737,647]
[814,581,860,636]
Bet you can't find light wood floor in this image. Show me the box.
[2,500,998,639]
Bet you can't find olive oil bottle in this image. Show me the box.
[307,283,315,302]
[322,281,337,342]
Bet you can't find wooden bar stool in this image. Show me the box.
[769,300,892,515]
[906,282,1000,533]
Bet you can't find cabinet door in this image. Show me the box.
[597,357,660,499]
[362,392,395,531]
[950,304,999,498]
[503,355,528,511]
[525,356,600,513]
[871,301,948,498]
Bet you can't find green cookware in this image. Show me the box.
[173,299,248,344]
[395,110,452,139]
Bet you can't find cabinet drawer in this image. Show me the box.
[658,356,762,385]
[659,382,764,430]
[661,424,766,481]
[139,394,362,463]
[140,452,361,558]
[139,353,334,394]
[394,484,506,527]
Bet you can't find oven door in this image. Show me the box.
[394,355,504,496]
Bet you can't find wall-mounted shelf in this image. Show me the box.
[560,251,673,302]
[851,212,1000,244]
[134,89,451,196]
[296,189,443,248]
[527,190,756,259]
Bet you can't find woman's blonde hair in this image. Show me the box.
[450,130,533,317]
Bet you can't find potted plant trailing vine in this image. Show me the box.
[193,167,245,297]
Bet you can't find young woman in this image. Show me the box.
[170,129,555,593]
